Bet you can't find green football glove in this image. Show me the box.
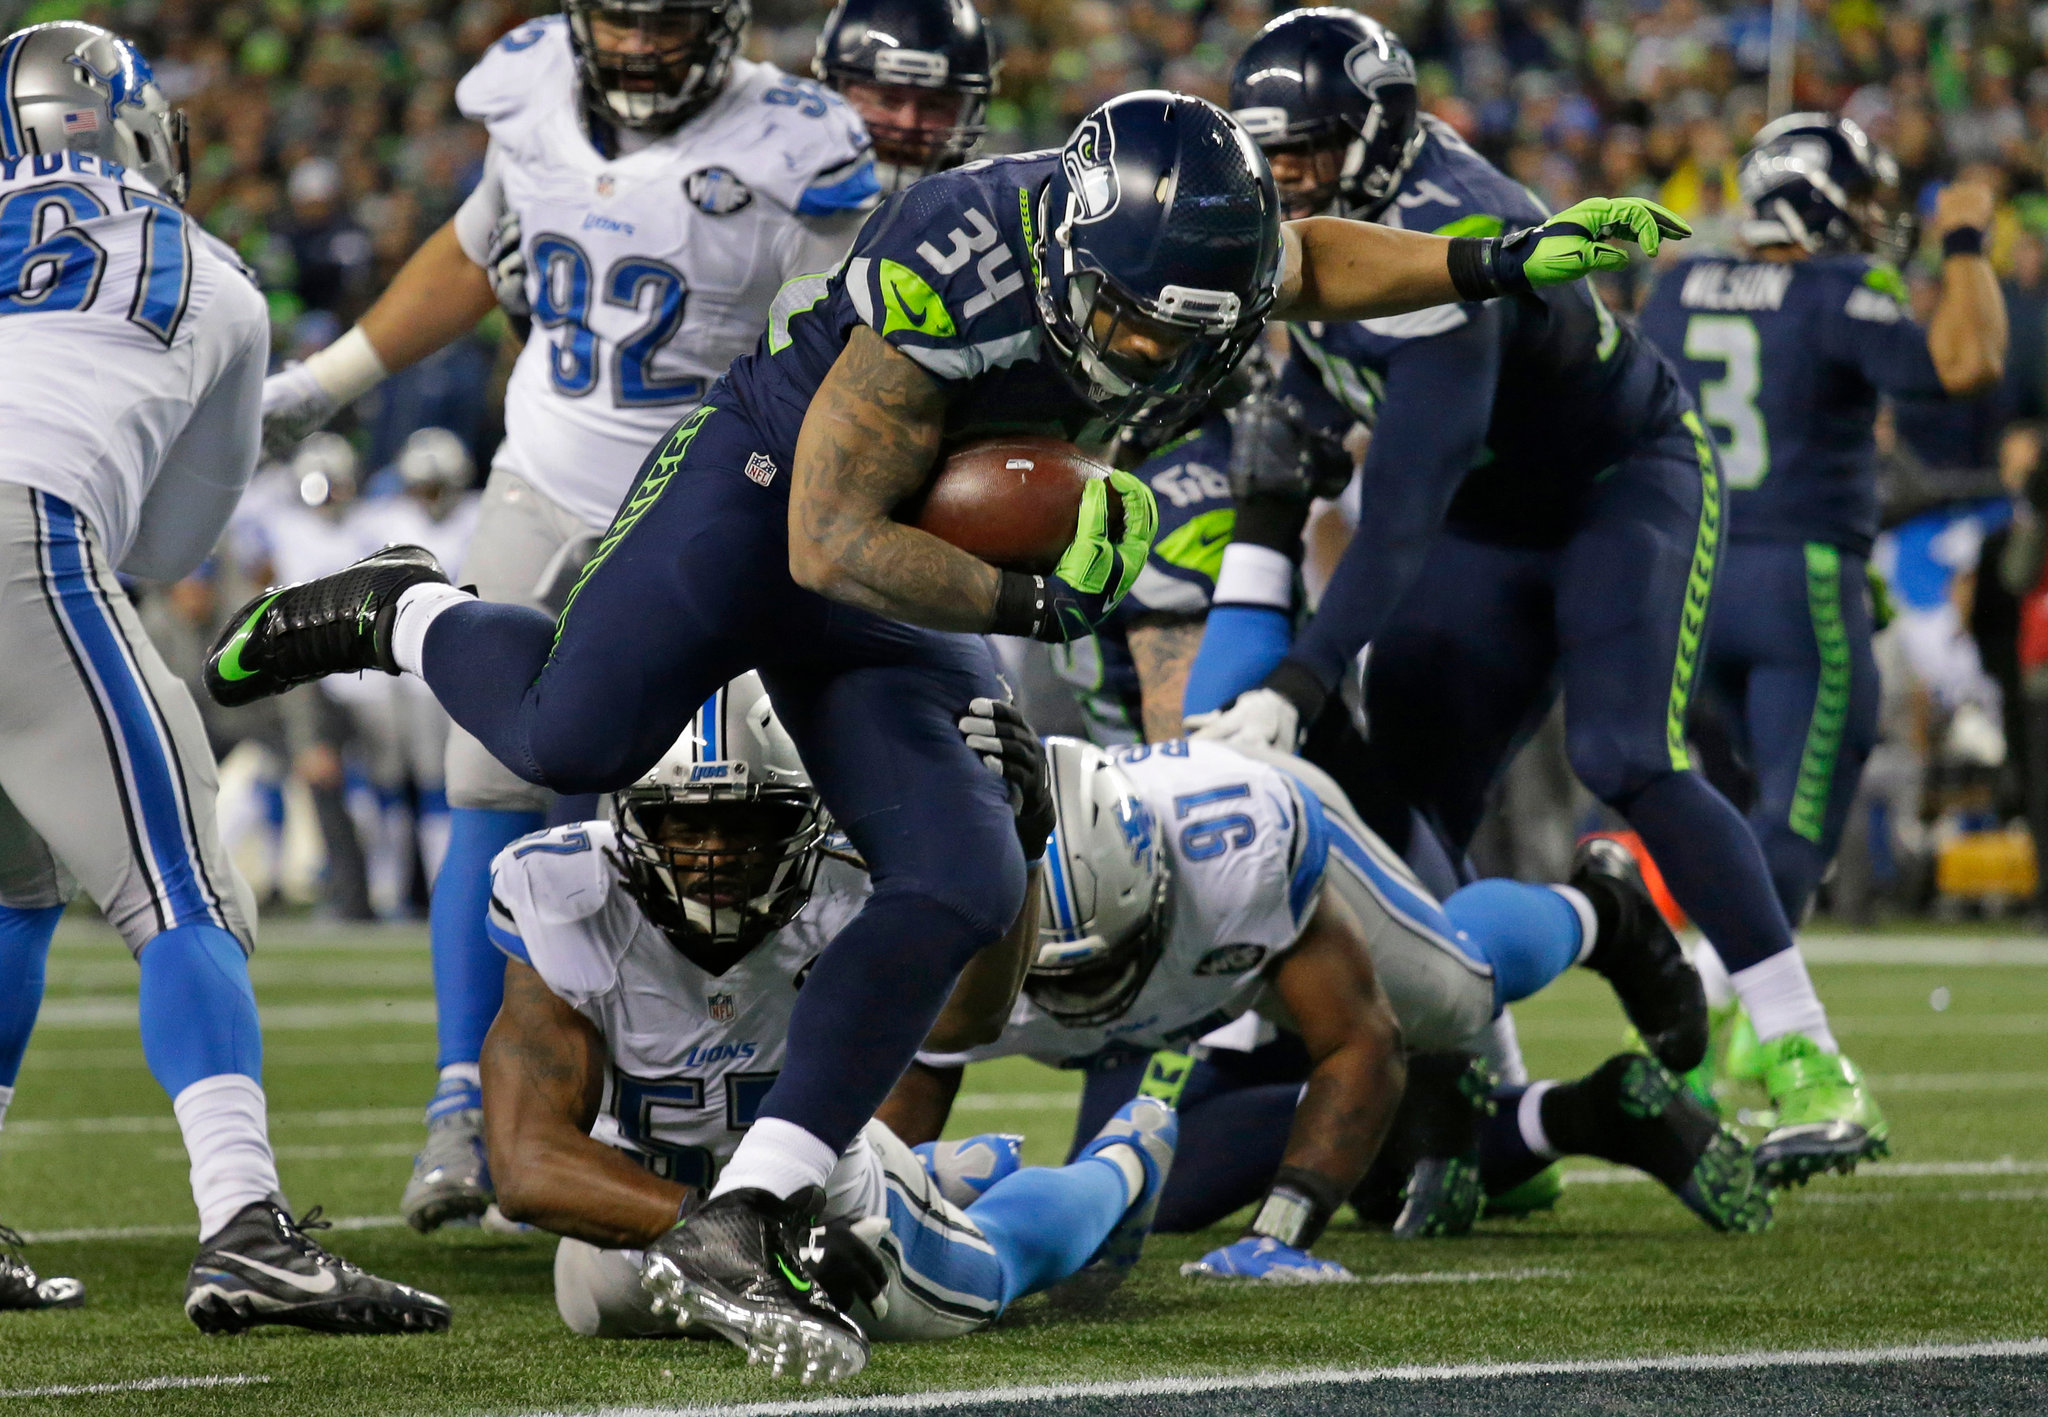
[1448,197,1692,300]
[995,471,1159,643]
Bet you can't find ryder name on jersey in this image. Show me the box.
[452,14,878,529]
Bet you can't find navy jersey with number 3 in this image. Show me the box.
[1637,253,1946,555]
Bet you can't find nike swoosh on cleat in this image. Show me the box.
[214,594,282,682]
[776,1255,813,1293]
[210,1251,339,1294]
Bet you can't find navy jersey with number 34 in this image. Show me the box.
[1637,253,1946,554]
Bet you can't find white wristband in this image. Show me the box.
[304,325,390,406]
[1212,543,1294,610]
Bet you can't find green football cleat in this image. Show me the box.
[1483,1162,1565,1219]
[1753,1033,1889,1186]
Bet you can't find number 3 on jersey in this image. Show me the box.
[1684,313,1769,490]
[530,235,699,407]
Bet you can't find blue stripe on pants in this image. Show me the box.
[36,494,222,932]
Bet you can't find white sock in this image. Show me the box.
[1693,939,1737,1010]
[0,1082,13,1131]
[1730,949,1837,1053]
[389,583,474,678]
[1550,885,1600,964]
[710,1117,839,1202]
[1518,1081,1560,1160]
[1086,1143,1145,1208]
[440,1062,482,1089]
[174,1074,283,1241]
[1485,1010,1529,1088]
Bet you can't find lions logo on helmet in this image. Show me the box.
[0,22,191,203]
[610,672,829,975]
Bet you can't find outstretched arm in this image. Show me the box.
[1276,197,1690,323]
[481,960,691,1248]
[1926,180,2007,396]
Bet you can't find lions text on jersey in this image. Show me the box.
[0,151,266,580]
[720,150,1126,466]
[451,15,878,530]
[925,738,1327,1069]
[487,821,870,1188]
[1637,253,1945,556]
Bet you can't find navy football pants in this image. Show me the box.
[1351,414,1800,973]
[417,404,1025,1153]
[1695,540,1880,926]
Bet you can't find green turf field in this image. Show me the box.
[2,918,2046,1415]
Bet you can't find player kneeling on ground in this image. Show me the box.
[882,736,1768,1283]
[479,675,1173,1374]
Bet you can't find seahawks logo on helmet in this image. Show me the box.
[1342,32,1415,100]
[1063,113,1119,223]
[685,167,754,216]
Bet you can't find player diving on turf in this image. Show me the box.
[479,675,1177,1341]
[881,735,1767,1286]
[205,87,1685,1380]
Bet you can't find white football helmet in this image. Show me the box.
[1029,738,1169,1026]
[396,427,473,494]
[1,22,189,202]
[611,672,828,972]
[291,432,358,511]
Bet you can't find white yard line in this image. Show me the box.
[0,1375,270,1400]
[1361,1266,1570,1285]
[1564,1156,2048,1185]
[31,998,435,1030]
[19,1215,406,1244]
[524,1338,2048,1417]
[21,1042,431,1072]
[1798,938,2048,965]
[6,1106,417,1137]
[949,1093,1080,1111]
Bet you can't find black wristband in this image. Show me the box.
[1446,235,1498,301]
[990,571,1046,639]
[1246,1165,1350,1249]
[1263,657,1330,727]
[1943,226,1985,258]
[1233,495,1312,557]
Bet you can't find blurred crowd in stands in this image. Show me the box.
[19,0,2048,922]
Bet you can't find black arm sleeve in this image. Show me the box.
[1280,305,1505,691]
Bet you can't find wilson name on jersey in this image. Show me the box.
[1637,253,1946,555]
[487,821,869,1188]
[720,149,1128,472]
[0,153,264,566]
[456,16,877,529]
[925,738,1328,1069]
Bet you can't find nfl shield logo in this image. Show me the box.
[744,452,778,487]
[707,992,736,1023]
[595,174,616,198]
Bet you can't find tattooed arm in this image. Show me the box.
[1264,881,1407,1193]
[787,326,1004,630]
[480,960,691,1247]
[1128,614,1206,743]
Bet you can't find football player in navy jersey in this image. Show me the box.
[1637,116,2005,1174]
[1188,9,1888,1186]
[814,0,995,193]
[205,90,1681,1378]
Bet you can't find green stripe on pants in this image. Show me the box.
[1666,411,1724,771]
[550,405,716,650]
[1789,541,1852,844]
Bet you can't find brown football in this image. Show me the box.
[905,436,1112,574]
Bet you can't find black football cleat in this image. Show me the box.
[640,1187,867,1383]
[185,1201,451,1335]
[205,545,448,708]
[1390,1054,1495,1239]
[0,1224,84,1310]
[1573,836,1709,1073]
[1567,1054,1773,1233]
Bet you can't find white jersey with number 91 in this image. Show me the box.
[452,16,876,531]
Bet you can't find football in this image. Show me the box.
[906,435,1113,574]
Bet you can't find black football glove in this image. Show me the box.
[802,1219,890,1316]
[959,696,1055,861]
[1228,392,1354,555]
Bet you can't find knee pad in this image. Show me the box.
[445,728,551,813]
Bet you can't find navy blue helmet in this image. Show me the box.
[1035,91,1284,431]
[1738,113,1911,259]
[815,0,993,184]
[565,0,750,135]
[1229,8,1422,222]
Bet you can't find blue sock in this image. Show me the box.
[1184,605,1294,716]
[429,807,541,1072]
[1443,879,1586,1011]
[0,905,63,1087]
[969,1156,1134,1305]
[137,924,262,1096]
[1622,771,1795,972]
